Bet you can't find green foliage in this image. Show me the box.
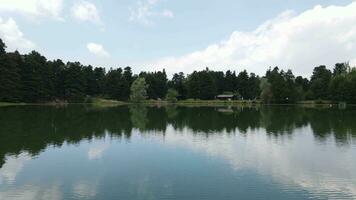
[139,70,168,99]
[168,72,187,98]
[247,73,261,100]
[21,51,53,102]
[310,65,332,100]
[130,77,148,102]
[333,63,350,76]
[105,68,131,101]
[83,65,105,96]
[264,67,299,103]
[187,69,217,100]
[165,89,179,103]
[260,78,272,103]
[236,70,249,99]
[63,62,86,102]
[0,51,22,102]
[224,70,236,92]
[0,38,5,55]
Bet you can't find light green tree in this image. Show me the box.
[260,78,272,103]
[165,89,179,103]
[130,77,148,102]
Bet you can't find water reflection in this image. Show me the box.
[73,181,98,198]
[2,105,355,161]
[0,183,62,200]
[0,105,356,199]
[161,125,356,199]
[0,153,30,184]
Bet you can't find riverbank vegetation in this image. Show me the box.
[1,38,356,104]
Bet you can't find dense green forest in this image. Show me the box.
[1,38,356,103]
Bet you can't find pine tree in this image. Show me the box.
[0,41,23,102]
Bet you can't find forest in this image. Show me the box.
[1,38,356,104]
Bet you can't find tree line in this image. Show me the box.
[1,38,356,103]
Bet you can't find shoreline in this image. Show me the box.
[1,99,353,107]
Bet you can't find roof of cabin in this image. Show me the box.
[216,94,234,98]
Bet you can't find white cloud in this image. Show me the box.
[129,0,174,25]
[87,43,110,57]
[0,0,63,20]
[71,0,101,24]
[0,18,36,53]
[143,2,356,77]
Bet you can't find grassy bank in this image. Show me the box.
[91,98,127,107]
[0,98,126,107]
[0,102,28,107]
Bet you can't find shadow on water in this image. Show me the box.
[1,105,356,168]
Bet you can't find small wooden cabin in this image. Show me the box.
[216,94,235,100]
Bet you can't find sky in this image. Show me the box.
[0,0,355,77]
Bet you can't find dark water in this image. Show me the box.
[0,105,356,200]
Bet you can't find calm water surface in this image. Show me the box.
[0,105,356,200]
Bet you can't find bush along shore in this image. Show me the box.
[1,38,356,105]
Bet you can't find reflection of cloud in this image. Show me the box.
[0,183,62,200]
[73,181,97,198]
[88,144,109,160]
[162,125,356,199]
[0,153,31,184]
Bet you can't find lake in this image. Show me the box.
[0,105,355,200]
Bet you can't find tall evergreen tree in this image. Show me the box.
[187,70,217,100]
[105,68,130,100]
[247,73,260,100]
[168,72,187,98]
[236,70,249,99]
[224,70,236,93]
[63,62,86,102]
[310,65,332,100]
[140,70,168,99]
[49,59,66,99]
[0,42,22,102]
[93,67,106,95]
[21,51,51,102]
[333,63,349,76]
[0,39,5,55]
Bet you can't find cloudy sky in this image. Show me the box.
[0,0,355,76]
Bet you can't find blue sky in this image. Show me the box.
[0,0,355,76]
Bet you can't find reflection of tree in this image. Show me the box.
[0,106,133,168]
[130,105,148,130]
[1,105,356,168]
[259,107,308,135]
[166,106,179,120]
